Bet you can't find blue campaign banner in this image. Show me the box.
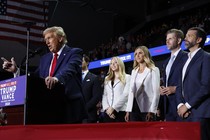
[0,75,26,107]
[89,35,210,69]
[89,53,134,69]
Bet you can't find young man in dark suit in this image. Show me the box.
[177,27,210,140]
[82,55,102,123]
[160,29,188,121]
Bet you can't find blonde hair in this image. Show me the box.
[105,57,126,85]
[43,26,68,44]
[133,46,155,70]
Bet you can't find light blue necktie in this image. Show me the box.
[166,55,175,86]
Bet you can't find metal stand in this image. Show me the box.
[23,24,31,125]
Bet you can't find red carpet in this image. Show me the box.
[0,122,200,140]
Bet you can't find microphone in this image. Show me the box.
[20,47,44,68]
[28,47,44,58]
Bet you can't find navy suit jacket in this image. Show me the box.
[177,49,210,119]
[82,72,102,122]
[162,50,188,121]
[36,45,87,123]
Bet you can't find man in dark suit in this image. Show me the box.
[82,55,102,123]
[160,29,188,121]
[177,27,210,140]
[2,26,87,124]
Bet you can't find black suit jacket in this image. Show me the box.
[177,49,210,118]
[161,50,188,121]
[82,72,102,123]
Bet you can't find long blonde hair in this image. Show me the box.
[133,46,155,70]
[105,57,126,85]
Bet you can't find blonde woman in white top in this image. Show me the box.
[125,46,160,122]
[102,57,131,122]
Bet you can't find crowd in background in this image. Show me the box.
[87,5,210,61]
[1,3,210,139]
[84,4,210,128]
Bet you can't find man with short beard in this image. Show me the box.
[177,27,210,140]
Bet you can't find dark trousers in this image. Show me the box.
[130,98,156,122]
[65,97,88,124]
[103,111,126,123]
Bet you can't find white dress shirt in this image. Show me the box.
[82,70,89,80]
[178,48,201,109]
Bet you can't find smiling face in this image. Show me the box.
[134,48,144,64]
[110,57,119,72]
[44,31,63,53]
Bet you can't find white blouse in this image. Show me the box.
[126,67,160,113]
[102,74,131,112]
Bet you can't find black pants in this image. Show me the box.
[130,98,156,121]
[103,111,126,123]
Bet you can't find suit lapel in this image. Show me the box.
[83,72,89,82]
[44,54,53,77]
[113,79,120,88]
[53,45,70,75]
[169,51,183,79]
[163,57,170,86]
[184,49,203,80]
[129,68,138,93]
[107,79,120,89]
[83,72,90,84]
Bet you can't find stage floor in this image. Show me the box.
[0,122,200,140]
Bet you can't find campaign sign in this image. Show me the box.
[0,75,26,107]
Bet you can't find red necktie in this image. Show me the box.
[49,53,58,77]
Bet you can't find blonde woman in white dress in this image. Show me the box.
[125,46,160,122]
[102,57,131,122]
